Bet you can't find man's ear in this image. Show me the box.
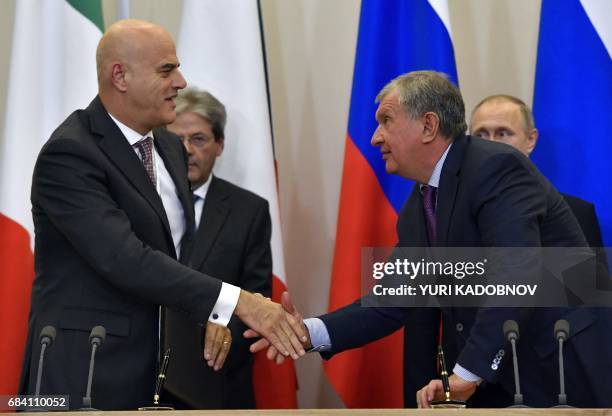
[422,112,440,144]
[216,139,225,157]
[526,128,539,155]
[110,62,128,93]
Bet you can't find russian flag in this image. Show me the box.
[532,0,612,246]
[326,0,458,408]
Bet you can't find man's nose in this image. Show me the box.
[182,138,193,154]
[371,126,382,146]
[174,69,187,89]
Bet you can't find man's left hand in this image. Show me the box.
[416,374,478,408]
[204,321,232,371]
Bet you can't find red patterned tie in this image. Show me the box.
[133,136,156,185]
[422,185,437,245]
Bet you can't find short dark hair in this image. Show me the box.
[175,88,227,141]
[376,71,467,139]
[471,94,535,134]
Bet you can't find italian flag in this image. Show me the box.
[0,0,102,395]
[177,0,298,408]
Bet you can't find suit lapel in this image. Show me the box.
[154,128,196,263]
[436,135,469,245]
[398,185,429,246]
[191,177,231,270]
[153,128,195,230]
[88,97,174,247]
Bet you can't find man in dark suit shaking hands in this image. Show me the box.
[251,71,612,408]
[21,19,305,410]
[163,88,272,408]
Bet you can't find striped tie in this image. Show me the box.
[133,136,156,185]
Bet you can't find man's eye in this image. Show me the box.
[475,131,488,139]
[498,130,513,138]
[191,136,206,145]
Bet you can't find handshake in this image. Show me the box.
[203,290,310,371]
[235,290,312,364]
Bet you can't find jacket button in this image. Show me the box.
[456,323,464,332]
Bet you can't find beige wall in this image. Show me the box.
[0,0,541,408]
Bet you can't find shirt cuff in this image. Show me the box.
[453,363,483,384]
[304,318,332,352]
[207,282,241,326]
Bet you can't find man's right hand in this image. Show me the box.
[244,291,311,364]
[234,290,308,360]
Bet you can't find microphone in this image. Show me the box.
[553,320,573,408]
[503,320,528,407]
[81,326,106,410]
[34,326,56,397]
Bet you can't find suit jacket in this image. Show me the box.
[163,176,272,409]
[562,193,610,280]
[21,96,226,410]
[320,135,612,408]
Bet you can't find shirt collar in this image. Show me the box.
[192,174,213,200]
[108,113,154,145]
[425,142,453,188]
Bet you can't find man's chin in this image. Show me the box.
[188,168,200,181]
[384,162,398,174]
[162,110,177,125]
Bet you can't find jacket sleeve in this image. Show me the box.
[455,152,554,382]
[32,136,223,323]
[228,198,273,353]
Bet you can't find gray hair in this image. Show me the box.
[175,87,227,141]
[376,71,467,139]
[471,94,535,134]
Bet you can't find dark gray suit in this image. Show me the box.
[22,96,225,410]
[320,135,612,408]
[163,176,272,409]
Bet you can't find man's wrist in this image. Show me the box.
[206,283,240,326]
[233,289,249,319]
[303,318,331,352]
[452,364,483,386]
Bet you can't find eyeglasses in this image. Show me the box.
[180,134,215,148]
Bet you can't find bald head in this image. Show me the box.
[96,19,173,86]
[95,19,186,134]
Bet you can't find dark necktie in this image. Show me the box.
[133,136,156,185]
[422,185,437,245]
[192,193,203,231]
[423,185,443,367]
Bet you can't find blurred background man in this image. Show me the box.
[164,87,272,409]
[470,94,608,274]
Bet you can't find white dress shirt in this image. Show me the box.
[191,175,241,326]
[108,115,239,326]
[108,114,186,257]
[192,174,212,229]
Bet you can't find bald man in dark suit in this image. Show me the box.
[22,20,303,410]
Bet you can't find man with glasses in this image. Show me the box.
[164,87,272,409]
